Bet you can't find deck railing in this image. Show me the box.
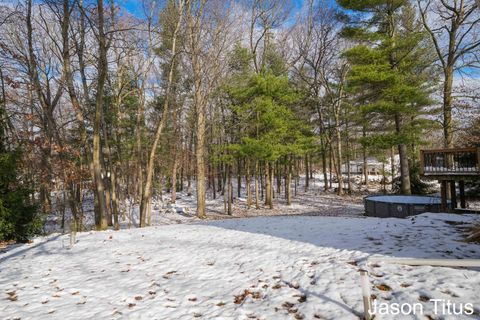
[420,147,480,176]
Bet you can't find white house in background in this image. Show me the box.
[341,156,400,175]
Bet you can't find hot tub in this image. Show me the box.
[364,195,449,218]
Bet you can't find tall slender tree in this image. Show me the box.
[339,0,434,194]
[139,0,185,227]
[92,0,109,229]
[417,0,480,147]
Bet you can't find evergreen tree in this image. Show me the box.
[339,0,434,194]
[0,150,40,242]
[0,68,39,242]
[227,71,312,208]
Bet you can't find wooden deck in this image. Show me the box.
[420,147,480,180]
[420,147,479,212]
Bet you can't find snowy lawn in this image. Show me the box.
[1,213,479,319]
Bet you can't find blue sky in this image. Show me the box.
[120,0,313,18]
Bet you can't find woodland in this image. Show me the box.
[0,0,479,241]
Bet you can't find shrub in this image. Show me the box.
[0,150,41,243]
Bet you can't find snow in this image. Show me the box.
[44,176,371,233]
[1,213,479,319]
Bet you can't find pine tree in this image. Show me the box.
[339,0,434,194]
[0,150,40,242]
[226,71,311,208]
[0,66,39,242]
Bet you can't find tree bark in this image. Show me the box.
[92,0,109,229]
[194,85,207,218]
[139,0,184,226]
[0,67,6,152]
[186,0,209,219]
[321,143,328,191]
[254,160,260,209]
[227,164,232,215]
[237,158,241,198]
[344,108,352,193]
[286,159,292,205]
[171,114,180,203]
[304,155,309,191]
[264,162,272,208]
[390,146,395,190]
[395,115,411,194]
[246,161,252,208]
[362,126,368,186]
[443,65,454,148]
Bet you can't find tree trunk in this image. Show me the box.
[335,119,343,195]
[254,160,260,209]
[391,147,395,190]
[321,144,328,191]
[260,164,264,200]
[186,133,193,195]
[286,159,292,205]
[139,1,184,226]
[395,115,411,194]
[237,158,241,198]
[212,164,216,200]
[217,163,222,193]
[171,155,178,203]
[362,126,368,186]
[397,143,411,194]
[194,91,207,218]
[246,161,252,208]
[304,155,309,191]
[92,0,109,230]
[111,168,120,230]
[294,160,298,197]
[264,162,272,208]
[382,161,387,194]
[328,144,333,189]
[443,65,454,148]
[135,98,144,203]
[104,175,113,226]
[269,163,274,209]
[345,111,352,193]
[227,164,232,215]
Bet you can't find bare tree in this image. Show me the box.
[292,0,342,192]
[246,0,291,73]
[417,0,480,147]
[91,0,109,229]
[185,0,233,218]
[139,0,186,227]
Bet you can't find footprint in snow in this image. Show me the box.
[148,290,157,297]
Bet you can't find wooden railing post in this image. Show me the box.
[359,269,372,320]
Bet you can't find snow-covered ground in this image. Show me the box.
[1,213,479,319]
[42,174,479,233]
[43,175,370,232]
